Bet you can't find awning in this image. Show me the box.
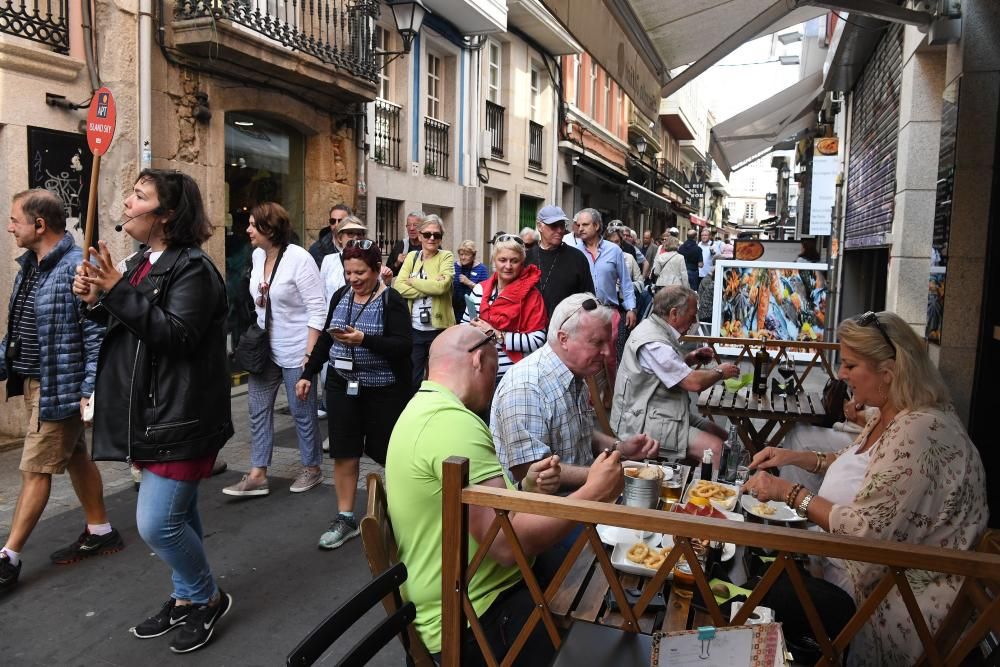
[626,179,671,212]
[708,70,824,177]
[690,214,709,227]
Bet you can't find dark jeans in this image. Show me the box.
[687,270,701,291]
[411,328,443,390]
[325,380,411,465]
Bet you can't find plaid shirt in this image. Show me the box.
[490,344,596,474]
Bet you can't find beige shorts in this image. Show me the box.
[19,378,87,475]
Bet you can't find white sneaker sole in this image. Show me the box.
[318,528,360,550]
[289,478,322,493]
[168,592,233,654]
[221,487,269,497]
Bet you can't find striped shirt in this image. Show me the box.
[490,344,596,476]
[462,282,546,380]
[10,266,41,378]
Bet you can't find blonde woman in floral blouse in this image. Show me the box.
[745,310,987,666]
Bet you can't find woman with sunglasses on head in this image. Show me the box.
[73,169,234,653]
[464,234,548,382]
[297,241,411,550]
[223,202,327,498]
[743,311,987,666]
[393,214,455,390]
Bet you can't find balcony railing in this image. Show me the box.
[1,0,69,53]
[373,99,402,169]
[485,100,505,159]
[528,121,543,170]
[174,0,378,82]
[424,117,450,180]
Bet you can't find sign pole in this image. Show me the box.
[83,87,118,261]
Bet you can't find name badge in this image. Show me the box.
[334,357,354,371]
[346,380,360,396]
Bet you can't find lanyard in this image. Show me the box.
[345,284,379,328]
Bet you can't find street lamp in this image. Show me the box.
[635,135,648,156]
[780,165,790,180]
[380,0,428,63]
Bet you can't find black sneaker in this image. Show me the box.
[0,553,21,593]
[49,527,125,564]
[168,590,232,654]
[130,598,191,638]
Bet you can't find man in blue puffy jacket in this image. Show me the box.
[0,189,120,593]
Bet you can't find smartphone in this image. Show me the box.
[327,326,347,335]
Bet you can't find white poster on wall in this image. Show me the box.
[809,137,839,236]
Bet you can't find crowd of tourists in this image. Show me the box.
[0,177,987,665]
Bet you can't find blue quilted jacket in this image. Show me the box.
[1,233,105,420]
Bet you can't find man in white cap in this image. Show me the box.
[524,205,594,317]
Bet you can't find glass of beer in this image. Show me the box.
[660,464,686,508]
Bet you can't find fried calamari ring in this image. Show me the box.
[626,543,650,563]
[643,553,666,569]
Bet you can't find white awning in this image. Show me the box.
[708,70,824,177]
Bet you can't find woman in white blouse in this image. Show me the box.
[223,202,328,498]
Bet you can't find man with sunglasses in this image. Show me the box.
[492,293,659,491]
[308,203,352,268]
[524,205,594,318]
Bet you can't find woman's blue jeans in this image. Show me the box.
[136,469,217,604]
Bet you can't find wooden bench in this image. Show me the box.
[440,457,1000,667]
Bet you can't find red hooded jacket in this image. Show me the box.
[477,264,548,363]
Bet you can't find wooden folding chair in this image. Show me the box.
[360,473,435,667]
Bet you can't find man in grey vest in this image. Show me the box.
[610,285,740,465]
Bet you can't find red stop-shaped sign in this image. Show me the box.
[86,87,117,156]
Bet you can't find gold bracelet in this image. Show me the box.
[811,451,822,473]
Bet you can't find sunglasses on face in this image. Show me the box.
[855,311,896,357]
[492,233,525,246]
[467,329,498,353]
[329,218,345,226]
[346,239,376,249]
[421,231,443,240]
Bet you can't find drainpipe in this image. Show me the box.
[80,0,99,91]
[138,0,152,168]
[357,108,367,217]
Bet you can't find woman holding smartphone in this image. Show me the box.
[296,241,412,550]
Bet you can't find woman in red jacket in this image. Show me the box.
[464,234,548,381]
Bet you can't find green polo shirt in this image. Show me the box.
[385,381,522,653]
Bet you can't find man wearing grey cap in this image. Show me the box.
[524,205,594,317]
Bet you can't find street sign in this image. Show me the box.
[86,87,116,156]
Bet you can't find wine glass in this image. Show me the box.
[777,357,796,394]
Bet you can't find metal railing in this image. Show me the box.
[423,117,450,179]
[485,100,505,159]
[373,99,402,169]
[528,121,543,170]
[174,0,378,82]
[0,0,69,52]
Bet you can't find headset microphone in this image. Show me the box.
[115,206,166,232]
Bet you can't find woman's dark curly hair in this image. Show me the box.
[135,169,212,248]
[249,202,292,246]
[340,243,382,273]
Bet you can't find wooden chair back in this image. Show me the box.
[287,562,415,666]
[360,473,435,667]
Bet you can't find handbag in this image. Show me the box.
[235,245,286,374]
[820,377,849,427]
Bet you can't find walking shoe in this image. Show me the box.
[130,598,191,638]
[318,514,359,550]
[322,437,330,452]
[0,553,21,592]
[50,527,125,564]
[289,468,323,493]
[317,407,328,419]
[168,590,233,654]
[221,475,269,497]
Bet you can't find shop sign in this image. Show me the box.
[809,137,839,235]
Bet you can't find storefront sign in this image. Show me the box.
[809,137,839,235]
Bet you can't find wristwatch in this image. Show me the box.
[714,368,724,378]
[796,492,814,518]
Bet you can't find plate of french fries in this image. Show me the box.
[683,479,740,512]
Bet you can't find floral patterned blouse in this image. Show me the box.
[827,406,988,666]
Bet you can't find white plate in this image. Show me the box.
[622,462,674,481]
[596,524,661,547]
[740,495,805,522]
[610,542,672,578]
[661,511,744,561]
[683,479,740,511]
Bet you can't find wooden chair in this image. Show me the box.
[360,473,435,667]
[287,562,416,667]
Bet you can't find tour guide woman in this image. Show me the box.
[297,241,412,550]
[74,169,234,654]
[743,310,987,666]
[463,234,548,381]
[393,214,454,389]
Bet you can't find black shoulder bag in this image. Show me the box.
[235,245,287,374]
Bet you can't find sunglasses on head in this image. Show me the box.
[492,233,525,246]
[346,239,376,250]
[563,298,598,329]
[855,311,896,357]
[467,329,498,353]
[421,231,443,240]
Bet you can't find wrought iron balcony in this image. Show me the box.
[528,121,543,171]
[424,117,450,179]
[1,0,69,53]
[175,0,377,79]
[485,100,505,159]
[373,99,402,169]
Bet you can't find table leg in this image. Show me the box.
[735,421,763,457]
[765,421,795,449]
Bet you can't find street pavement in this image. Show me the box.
[0,386,401,666]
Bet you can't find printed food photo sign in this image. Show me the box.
[711,260,829,360]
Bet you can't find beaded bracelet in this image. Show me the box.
[785,483,803,508]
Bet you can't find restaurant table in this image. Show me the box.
[697,386,827,456]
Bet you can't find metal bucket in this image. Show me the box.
[622,465,661,509]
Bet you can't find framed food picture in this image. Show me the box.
[711,260,829,360]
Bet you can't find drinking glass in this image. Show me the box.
[777,357,797,394]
